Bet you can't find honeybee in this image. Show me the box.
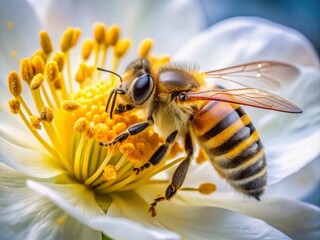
[98,58,302,217]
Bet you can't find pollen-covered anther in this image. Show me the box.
[73,117,89,133]
[71,28,81,47]
[39,31,53,55]
[60,27,74,52]
[199,183,216,195]
[119,143,135,154]
[94,123,109,142]
[8,98,20,114]
[62,100,80,112]
[81,39,94,60]
[93,23,106,43]
[114,38,131,58]
[40,106,54,122]
[8,71,22,96]
[75,63,94,83]
[45,61,60,82]
[30,115,42,130]
[32,55,45,75]
[103,164,117,181]
[30,74,44,90]
[20,58,34,84]
[105,24,119,46]
[85,122,96,138]
[34,49,48,62]
[52,52,65,71]
[138,38,154,58]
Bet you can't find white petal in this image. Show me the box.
[174,17,319,69]
[0,136,63,178]
[27,181,179,240]
[157,203,289,240]
[178,193,320,240]
[0,163,100,240]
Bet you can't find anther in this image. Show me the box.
[93,23,106,43]
[40,106,54,122]
[106,24,119,46]
[20,58,34,84]
[103,164,117,181]
[199,183,216,195]
[8,98,20,114]
[39,31,53,55]
[30,115,42,130]
[138,38,153,58]
[45,61,60,82]
[62,100,80,111]
[30,74,44,90]
[8,71,22,97]
[60,27,74,52]
[34,49,48,62]
[52,52,65,71]
[85,122,96,138]
[71,28,81,47]
[75,63,94,83]
[114,38,131,58]
[81,39,94,60]
[32,55,45,75]
[74,117,89,133]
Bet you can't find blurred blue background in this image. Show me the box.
[198,0,319,205]
[199,0,320,54]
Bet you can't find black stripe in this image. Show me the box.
[200,107,246,141]
[212,122,256,155]
[227,155,266,180]
[219,139,264,169]
[197,101,219,116]
[241,173,267,191]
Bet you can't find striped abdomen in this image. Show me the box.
[192,101,267,199]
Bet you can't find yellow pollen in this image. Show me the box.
[30,115,42,130]
[106,24,120,46]
[119,143,135,154]
[32,55,45,75]
[71,28,82,47]
[94,123,109,142]
[34,49,48,62]
[199,183,217,195]
[196,149,208,164]
[39,31,53,54]
[73,117,89,133]
[52,52,65,71]
[54,77,62,89]
[8,98,20,114]
[138,38,154,58]
[8,71,22,97]
[75,63,94,83]
[20,58,34,84]
[7,21,14,30]
[60,27,74,52]
[45,61,60,82]
[103,165,117,181]
[30,74,44,90]
[93,23,106,43]
[85,122,96,138]
[62,100,80,111]
[81,39,94,60]
[40,106,54,122]
[114,38,131,58]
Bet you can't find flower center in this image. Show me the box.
[6,23,176,194]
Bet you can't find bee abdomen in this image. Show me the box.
[193,102,267,199]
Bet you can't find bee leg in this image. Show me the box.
[99,117,154,147]
[149,133,193,217]
[133,130,178,175]
[115,103,135,114]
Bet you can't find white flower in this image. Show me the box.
[1,1,319,240]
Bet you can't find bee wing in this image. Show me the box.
[184,88,302,113]
[205,61,300,90]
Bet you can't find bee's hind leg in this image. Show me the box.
[149,132,193,217]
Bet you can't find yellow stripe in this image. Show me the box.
[214,130,260,163]
[203,114,251,149]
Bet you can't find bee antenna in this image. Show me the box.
[97,67,123,82]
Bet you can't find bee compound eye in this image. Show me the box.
[132,74,154,104]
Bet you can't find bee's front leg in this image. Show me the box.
[115,103,135,114]
[99,116,154,147]
[149,132,193,217]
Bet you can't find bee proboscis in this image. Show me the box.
[98,59,302,217]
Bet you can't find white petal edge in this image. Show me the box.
[0,163,100,240]
[27,180,181,240]
[174,16,319,69]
